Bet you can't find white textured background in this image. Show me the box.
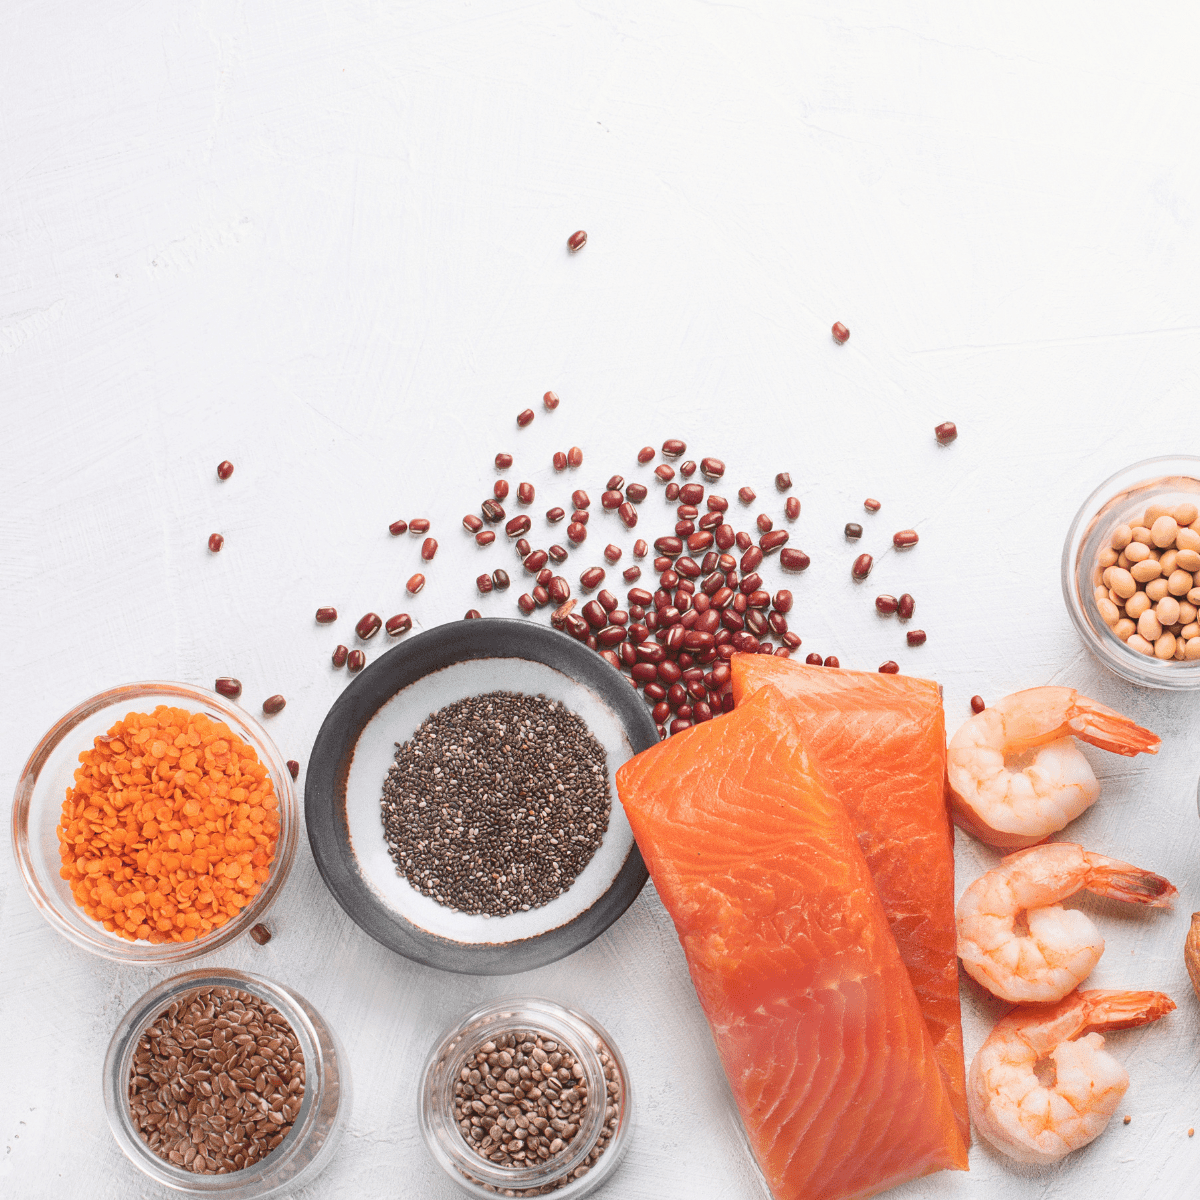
[4,3,1200,1198]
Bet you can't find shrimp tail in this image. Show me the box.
[1082,852,1178,908]
[1079,988,1177,1033]
[1066,703,1160,757]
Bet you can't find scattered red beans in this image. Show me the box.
[356,612,382,639]
[760,530,789,553]
[481,500,504,523]
[823,656,840,668]
[875,594,898,615]
[548,544,567,563]
[312,607,337,625]
[533,586,550,606]
[567,446,583,468]
[208,533,224,552]
[548,577,571,603]
[214,677,242,699]
[464,609,482,620]
[567,230,587,252]
[757,514,773,534]
[662,439,687,457]
[477,574,494,594]
[775,472,792,491]
[410,519,431,534]
[700,457,725,480]
[619,501,638,528]
[515,537,531,558]
[778,548,810,572]
[567,522,587,544]
[262,695,286,716]
[624,566,641,582]
[831,322,850,344]
[545,507,565,524]
[492,569,510,591]
[601,490,622,510]
[879,661,899,674]
[553,451,567,471]
[406,573,425,594]
[738,487,756,504]
[633,539,648,558]
[864,497,881,512]
[516,593,536,614]
[844,523,862,540]
[286,761,299,780]
[680,461,697,478]
[332,645,349,668]
[852,553,873,580]
[386,613,412,636]
[971,695,986,713]
[934,421,957,444]
[898,593,915,619]
[495,452,513,469]
[493,480,509,502]
[524,550,549,573]
[773,590,793,613]
[389,519,409,536]
[517,408,535,427]
[805,653,822,665]
[543,390,560,410]
[462,514,483,532]
[907,629,927,647]
[785,497,800,520]
[665,482,681,501]
[475,530,496,546]
[421,538,438,561]
[580,567,606,590]
[517,482,535,505]
[654,464,676,483]
[505,515,532,538]
[347,649,365,672]
[706,495,728,513]
[625,482,648,502]
[216,460,234,480]
[637,446,656,464]
[893,529,919,548]
[679,483,704,505]
[604,544,622,563]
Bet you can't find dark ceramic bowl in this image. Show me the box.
[305,619,656,974]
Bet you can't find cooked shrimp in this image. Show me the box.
[969,988,1176,1164]
[957,842,1176,1003]
[947,686,1160,849]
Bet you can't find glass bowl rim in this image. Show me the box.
[11,679,298,962]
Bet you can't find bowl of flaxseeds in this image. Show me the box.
[420,997,632,1199]
[103,968,350,1199]
[305,619,658,974]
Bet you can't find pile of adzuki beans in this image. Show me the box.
[469,438,805,740]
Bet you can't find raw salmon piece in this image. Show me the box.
[616,685,969,1200]
[731,655,968,1145]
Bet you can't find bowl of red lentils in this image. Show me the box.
[12,681,299,962]
[1062,456,1200,689]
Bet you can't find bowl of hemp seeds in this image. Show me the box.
[419,997,632,1199]
[304,618,659,974]
[103,967,351,1199]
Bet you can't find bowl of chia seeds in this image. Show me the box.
[304,618,658,973]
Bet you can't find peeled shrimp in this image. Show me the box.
[969,988,1175,1164]
[957,842,1176,1003]
[947,687,1160,849]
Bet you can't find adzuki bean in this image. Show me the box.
[831,322,850,344]
[655,464,676,482]
[665,482,680,501]
[517,593,536,614]
[680,461,697,478]
[625,482,647,502]
[262,694,286,715]
[567,522,587,544]
[524,549,549,573]
[462,514,483,532]
[567,229,587,252]
[347,649,365,672]
[477,574,494,594]
[315,607,337,623]
[407,573,425,595]
[893,529,919,548]
[701,457,725,479]
[356,612,382,639]
[662,438,687,457]
[216,460,234,480]
[495,452,513,469]
[410,519,431,534]
[475,530,496,546]
[775,472,792,491]
[604,544,622,563]
[898,593,915,619]
[879,660,899,674]
[785,497,800,520]
[619,501,638,528]
[543,390,560,410]
[332,645,349,668]
[518,482,535,504]
[971,695,986,713]
[580,567,605,589]
[422,538,438,560]
[208,533,224,552]
[907,629,927,646]
[505,515,532,537]
[464,610,482,620]
[934,422,957,444]
[481,500,504,523]
[517,408,535,427]
[876,594,898,614]
[214,677,242,698]
[637,446,656,464]
[567,446,583,468]
[844,523,862,540]
[492,569,510,591]
[548,544,567,562]
[386,613,412,636]
[494,479,509,501]
[389,519,409,536]
[515,537,531,558]
[546,506,565,523]
[553,451,567,471]
[864,497,881,511]
[852,554,873,580]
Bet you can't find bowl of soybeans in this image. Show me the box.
[1063,456,1200,689]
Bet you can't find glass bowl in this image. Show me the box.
[1062,456,1200,689]
[103,967,350,1198]
[12,681,299,962]
[420,997,632,1198]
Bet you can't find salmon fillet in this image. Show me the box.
[616,685,969,1200]
[731,656,968,1145]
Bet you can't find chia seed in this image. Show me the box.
[379,691,611,916]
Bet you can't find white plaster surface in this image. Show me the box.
[3,3,1200,1198]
